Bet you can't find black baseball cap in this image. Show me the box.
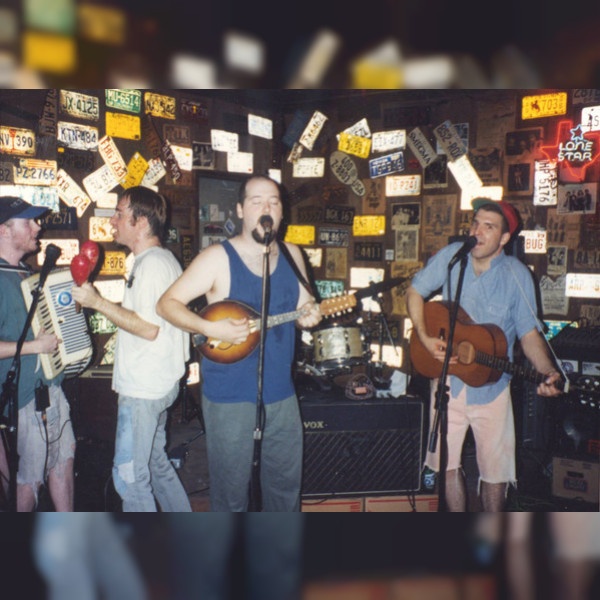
[0,196,48,225]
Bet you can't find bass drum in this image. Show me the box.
[312,325,365,372]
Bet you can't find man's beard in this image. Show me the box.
[251,227,276,244]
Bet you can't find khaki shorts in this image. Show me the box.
[424,379,516,486]
[17,384,75,488]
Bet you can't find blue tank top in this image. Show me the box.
[202,240,299,404]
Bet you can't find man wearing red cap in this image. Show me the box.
[0,196,75,511]
[407,198,561,512]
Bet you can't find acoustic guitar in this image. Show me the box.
[410,301,574,393]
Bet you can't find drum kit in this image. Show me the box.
[295,277,407,391]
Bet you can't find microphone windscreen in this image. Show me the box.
[44,243,62,264]
[259,214,273,230]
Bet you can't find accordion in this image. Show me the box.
[21,268,93,380]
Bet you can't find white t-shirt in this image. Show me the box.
[112,246,190,399]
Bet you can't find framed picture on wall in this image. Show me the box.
[423,155,448,188]
[192,141,215,169]
[391,203,421,229]
[504,161,533,195]
[557,183,597,215]
[505,128,543,157]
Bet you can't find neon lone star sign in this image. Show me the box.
[540,120,600,180]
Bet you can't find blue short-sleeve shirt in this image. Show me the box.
[411,242,540,405]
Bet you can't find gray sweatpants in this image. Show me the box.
[202,394,303,512]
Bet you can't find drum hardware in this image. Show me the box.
[298,277,409,381]
[363,292,401,388]
[312,325,367,372]
[294,360,335,392]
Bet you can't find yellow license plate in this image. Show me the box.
[100,251,127,276]
[106,112,141,140]
[121,152,149,189]
[284,225,315,245]
[144,92,176,119]
[338,132,372,159]
[522,93,567,120]
[352,215,386,236]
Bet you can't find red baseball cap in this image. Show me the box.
[472,198,519,235]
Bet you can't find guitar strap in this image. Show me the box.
[277,240,321,302]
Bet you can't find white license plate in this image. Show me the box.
[57,121,99,150]
[60,90,100,121]
[14,159,57,185]
[385,175,421,196]
[293,157,324,178]
[89,216,114,242]
[0,126,35,156]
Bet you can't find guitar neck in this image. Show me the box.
[254,294,357,331]
[262,310,304,330]
[473,349,564,391]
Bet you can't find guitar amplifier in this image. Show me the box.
[299,389,425,497]
[551,325,600,410]
[551,325,600,362]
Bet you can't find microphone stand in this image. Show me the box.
[248,233,272,512]
[369,292,400,388]
[428,254,469,513]
[0,267,52,512]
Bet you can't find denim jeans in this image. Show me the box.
[33,513,147,600]
[202,394,303,512]
[168,513,304,600]
[113,385,191,512]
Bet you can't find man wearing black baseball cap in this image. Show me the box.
[0,195,75,511]
[407,197,561,512]
[0,196,49,226]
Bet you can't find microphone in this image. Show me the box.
[38,243,62,288]
[259,214,273,233]
[259,214,274,243]
[448,236,477,268]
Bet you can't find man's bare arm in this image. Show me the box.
[520,329,561,397]
[72,283,159,341]
[0,330,59,360]
[157,245,251,346]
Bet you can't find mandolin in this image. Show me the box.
[192,296,357,363]
[191,276,408,364]
[409,301,581,394]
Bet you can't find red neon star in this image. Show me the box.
[540,119,600,180]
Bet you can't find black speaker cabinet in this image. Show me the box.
[74,367,118,442]
[299,392,425,497]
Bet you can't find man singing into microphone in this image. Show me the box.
[157,175,321,511]
[406,198,561,512]
[0,196,75,511]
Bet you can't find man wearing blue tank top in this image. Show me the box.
[158,175,321,511]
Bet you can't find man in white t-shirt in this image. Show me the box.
[72,187,191,512]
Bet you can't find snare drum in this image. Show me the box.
[313,326,364,371]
